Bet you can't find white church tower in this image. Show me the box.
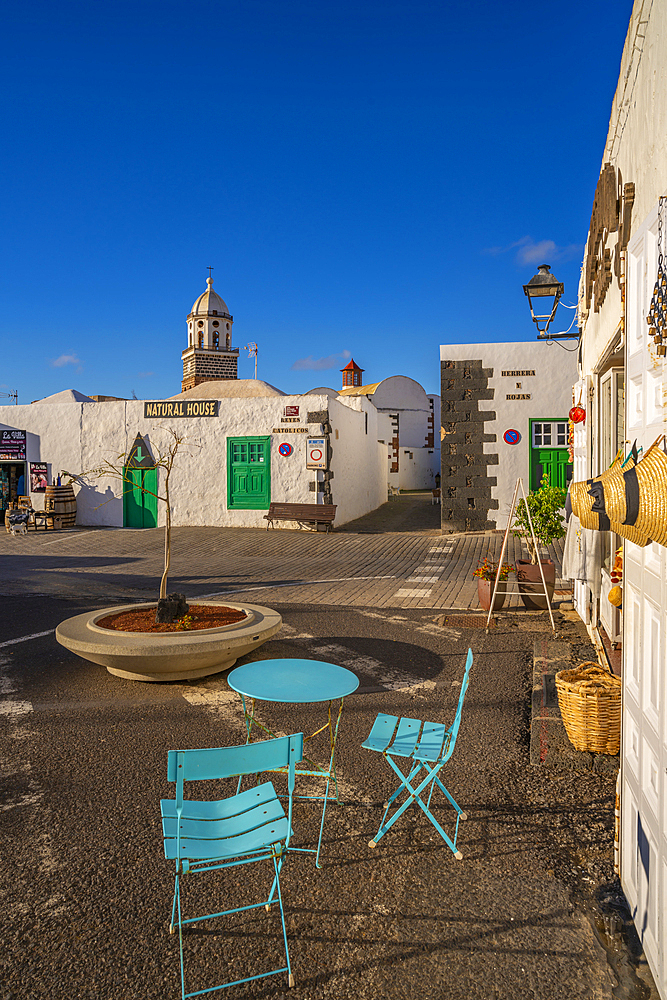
[181,272,239,391]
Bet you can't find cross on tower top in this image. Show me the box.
[207,265,214,280]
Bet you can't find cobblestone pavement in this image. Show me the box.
[0,494,566,611]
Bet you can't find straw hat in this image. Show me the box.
[569,449,652,546]
[571,436,667,547]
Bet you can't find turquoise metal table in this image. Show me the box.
[227,658,359,867]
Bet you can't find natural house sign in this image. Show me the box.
[144,400,220,418]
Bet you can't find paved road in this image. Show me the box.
[1,583,641,999]
[0,494,566,611]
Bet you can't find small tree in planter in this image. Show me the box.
[66,428,191,622]
[511,474,567,608]
[57,430,283,683]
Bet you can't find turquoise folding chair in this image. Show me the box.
[362,648,473,858]
[161,733,304,998]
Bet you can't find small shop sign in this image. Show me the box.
[127,433,154,469]
[0,429,26,460]
[144,401,219,418]
[29,463,48,491]
[284,405,299,417]
[306,438,326,469]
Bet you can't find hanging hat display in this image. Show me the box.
[610,546,623,584]
[570,436,667,548]
[608,585,623,608]
[569,445,652,546]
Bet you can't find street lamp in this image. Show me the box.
[522,263,574,339]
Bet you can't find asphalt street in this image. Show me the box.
[0,582,649,1000]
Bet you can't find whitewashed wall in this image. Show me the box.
[308,377,440,489]
[0,392,385,529]
[580,0,667,374]
[329,396,386,521]
[439,341,577,527]
[574,6,667,994]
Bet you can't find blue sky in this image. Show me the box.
[1,0,633,402]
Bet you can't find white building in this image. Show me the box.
[309,359,440,490]
[0,278,394,529]
[439,341,578,531]
[0,381,386,529]
[571,3,667,993]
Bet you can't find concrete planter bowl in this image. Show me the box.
[55,601,282,682]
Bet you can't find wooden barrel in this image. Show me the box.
[44,485,77,529]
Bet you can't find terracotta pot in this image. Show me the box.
[516,559,555,610]
[477,578,507,612]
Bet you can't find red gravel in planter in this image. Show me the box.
[96,605,247,634]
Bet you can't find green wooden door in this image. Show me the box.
[530,448,570,491]
[227,437,271,509]
[123,467,158,527]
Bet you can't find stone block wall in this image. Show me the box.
[181,348,239,391]
[440,359,498,532]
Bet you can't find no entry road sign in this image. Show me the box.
[306,438,327,469]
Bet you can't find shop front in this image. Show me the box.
[0,429,27,519]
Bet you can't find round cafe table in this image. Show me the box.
[227,658,359,867]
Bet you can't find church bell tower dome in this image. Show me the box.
[181,272,239,392]
[190,277,230,318]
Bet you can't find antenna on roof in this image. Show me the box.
[244,343,258,379]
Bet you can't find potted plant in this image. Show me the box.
[473,557,514,612]
[511,473,567,609]
[55,428,282,682]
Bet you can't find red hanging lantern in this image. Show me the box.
[569,389,586,424]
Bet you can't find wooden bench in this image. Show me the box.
[264,502,337,532]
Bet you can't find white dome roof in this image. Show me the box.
[170,379,286,400]
[189,276,230,317]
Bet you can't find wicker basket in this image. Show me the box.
[555,662,621,754]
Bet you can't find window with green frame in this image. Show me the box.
[529,419,571,491]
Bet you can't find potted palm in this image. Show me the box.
[512,474,567,609]
[474,557,514,612]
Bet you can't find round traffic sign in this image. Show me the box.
[503,429,521,445]
[278,442,293,457]
[309,448,323,462]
